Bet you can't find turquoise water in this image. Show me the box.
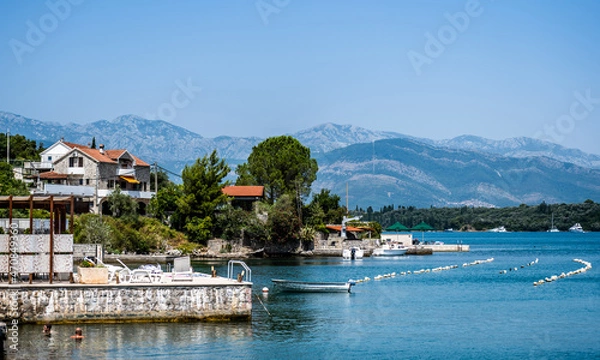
[13,233,600,359]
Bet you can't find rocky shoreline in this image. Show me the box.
[101,245,437,263]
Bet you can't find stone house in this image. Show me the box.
[27,139,154,214]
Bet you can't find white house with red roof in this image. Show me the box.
[28,139,154,214]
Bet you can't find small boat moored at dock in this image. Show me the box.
[271,279,355,293]
[372,242,408,256]
[342,246,364,260]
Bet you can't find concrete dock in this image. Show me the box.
[0,274,252,324]
[421,244,470,252]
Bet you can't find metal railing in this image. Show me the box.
[227,260,251,282]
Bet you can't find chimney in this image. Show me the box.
[99,144,105,154]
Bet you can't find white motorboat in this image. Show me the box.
[271,279,355,293]
[342,246,364,260]
[569,223,584,233]
[373,242,408,256]
[488,226,507,233]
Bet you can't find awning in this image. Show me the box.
[119,175,140,184]
[326,225,364,233]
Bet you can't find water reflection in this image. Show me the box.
[8,233,600,359]
[16,321,253,359]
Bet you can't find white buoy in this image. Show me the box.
[262,287,269,293]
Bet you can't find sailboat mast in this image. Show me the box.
[346,182,349,215]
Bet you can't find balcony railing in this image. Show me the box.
[117,168,136,176]
[67,167,85,175]
[24,161,53,170]
[40,184,95,196]
[97,189,155,199]
[37,185,155,199]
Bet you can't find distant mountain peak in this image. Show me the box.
[2,110,600,208]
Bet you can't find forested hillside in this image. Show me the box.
[358,200,600,232]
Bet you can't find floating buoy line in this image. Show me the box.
[462,258,495,267]
[351,258,494,284]
[533,259,592,286]
[499,258,538,274]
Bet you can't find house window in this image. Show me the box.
[143,182,147,191]
[69,157,83,167]
[108,180,114,188]
[79,179,83,185]
[47,156,52,161]
[120,159,133,169]
[86,179,90,185]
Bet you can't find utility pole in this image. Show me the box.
[154,162,158,192]
[6,129,9,164]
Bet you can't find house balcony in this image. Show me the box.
[37,184,95,197]
[117,168,136,176]
[24,161,54,170]
[97,189,155,200]
[36,185,155,200]
[67,167,85,175]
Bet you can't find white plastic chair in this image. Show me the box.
[172,256,193,281]
[116,259,153,283]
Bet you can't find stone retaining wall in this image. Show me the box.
[0,283,252,324]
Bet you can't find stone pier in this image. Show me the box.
[0,277,252,324]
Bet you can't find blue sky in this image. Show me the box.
[1,0,599,154]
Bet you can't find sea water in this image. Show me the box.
[12,232,600,359]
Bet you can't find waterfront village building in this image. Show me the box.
[23,139,154,214]
[221,185,265,211]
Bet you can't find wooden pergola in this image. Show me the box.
[0,195,74,284]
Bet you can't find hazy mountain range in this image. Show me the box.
[2,111,600,209]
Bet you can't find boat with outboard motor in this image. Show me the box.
[271,279,355,293]
[342,246,364,260]
[372,242,408,256]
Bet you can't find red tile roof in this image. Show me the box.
[39,171,68,180]
[76,148,117,164]
[62,141,89,149]
[326,225,365,233]
[65,147,150,167]
[222,186,264,197]
[104,149,150,167]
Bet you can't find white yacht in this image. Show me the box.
[488,226,507,233]
[569,223,584,233]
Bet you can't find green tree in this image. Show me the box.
[235,136,318,204]
[267,194,301,243]
[309,188,343,224]
[150,168,171,191]
[74,213,111,245]
[148,182,183,226]
[177,150,230,242]
[106,186,138,218]
[0,162,29,195]
[0,133,44,161]
[91,137,96,149]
